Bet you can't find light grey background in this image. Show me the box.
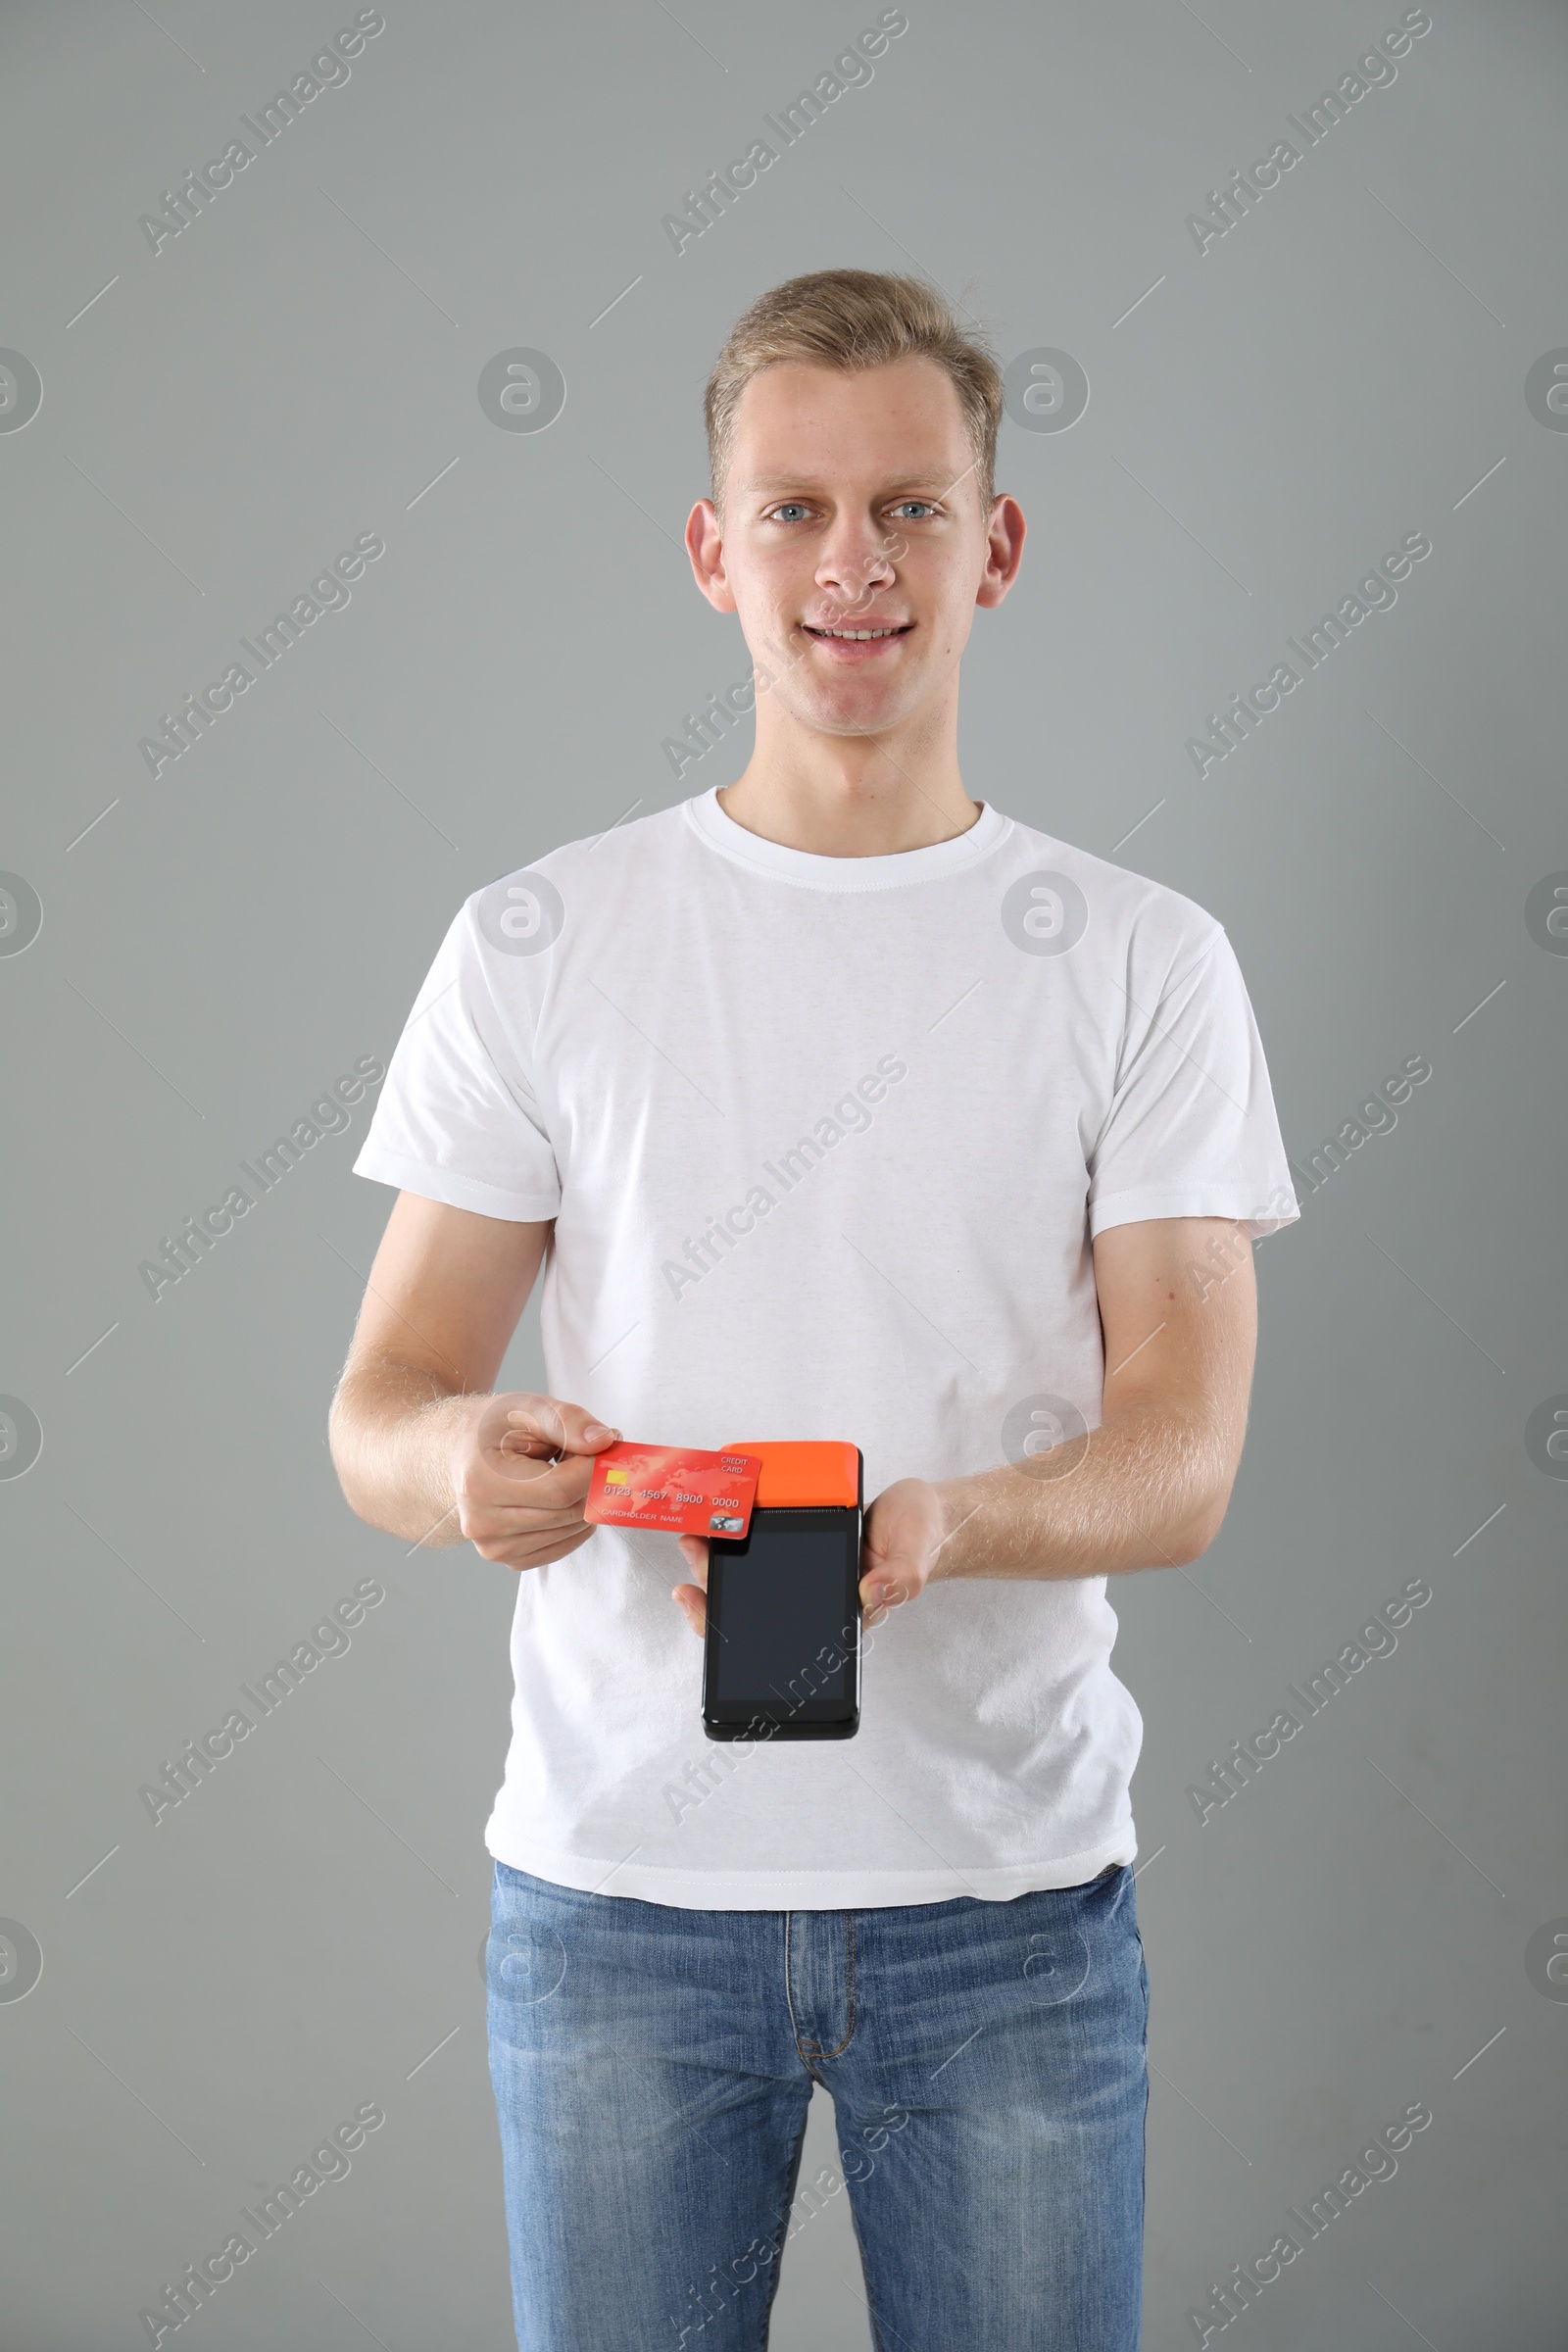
[2,1,1564,2344]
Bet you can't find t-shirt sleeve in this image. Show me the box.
[352,901,562,1221]
[1086,923,1298,1241]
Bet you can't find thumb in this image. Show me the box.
[859,1539,907,1624]
[499,1396,621,1456]
[552,1403,622,1454]
[859,1494,928,1625]
[676,1533,710,1590]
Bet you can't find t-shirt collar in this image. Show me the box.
[684,784,1011,893]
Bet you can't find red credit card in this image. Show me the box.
[584,1445,761,1538]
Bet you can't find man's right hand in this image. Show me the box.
[449,1391,621,1572]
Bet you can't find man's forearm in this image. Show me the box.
[932,1396,1238,1586]
[329,1361,479,1548]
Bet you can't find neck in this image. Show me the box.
[716,680,980,857]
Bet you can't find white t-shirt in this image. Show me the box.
[354,787,1298,1908]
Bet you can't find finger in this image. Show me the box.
[482,1455,600,1510]
[466,1439,602,1513]
[670,1581,708,1637]
[858,1567,909,1628]
[457,1482,605,1552]
[675,1534,710,1592]
[463,1502,591,1546]
[475,1523,598,1574]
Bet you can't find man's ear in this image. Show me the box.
[975,493,1026,610]
[686,500,737,613]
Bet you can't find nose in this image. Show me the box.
[814,513,897,612]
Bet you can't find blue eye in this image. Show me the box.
[769,503,810,522]
[893,501,936,519]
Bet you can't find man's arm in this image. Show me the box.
[328,1192,619,1565]
[671,1215,1258,1634]
[870,1213,1257,1617]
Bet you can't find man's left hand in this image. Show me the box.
[670,1476,950,1637]
[858,1476,948,1626]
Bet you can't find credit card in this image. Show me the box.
[584,1445,762,1538]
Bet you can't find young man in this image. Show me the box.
[331,270,1298,2351]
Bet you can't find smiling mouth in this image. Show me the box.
[802,621,915,642]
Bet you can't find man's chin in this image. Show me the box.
[744,635,926,741]
[786,672,924,740]
[771,700,890,745]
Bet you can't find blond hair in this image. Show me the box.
[705,269,1002,518]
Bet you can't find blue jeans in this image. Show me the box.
[486,1859,1149,2349]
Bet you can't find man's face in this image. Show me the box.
[688,358,1019,741]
